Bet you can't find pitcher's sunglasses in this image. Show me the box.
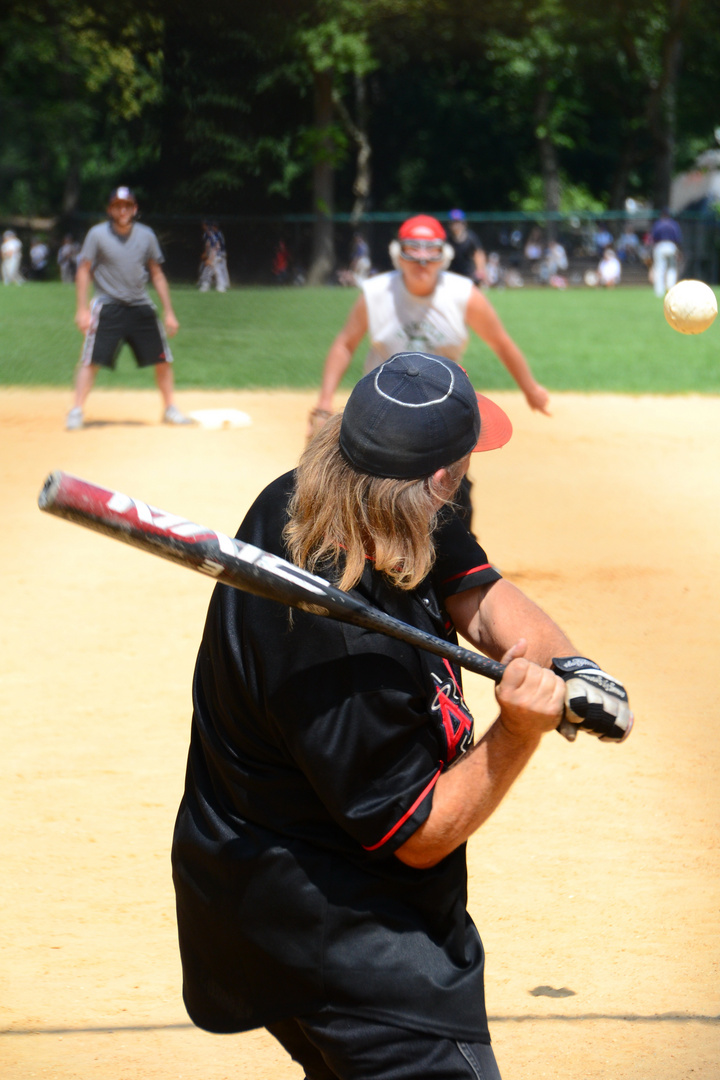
[399,239,445,263]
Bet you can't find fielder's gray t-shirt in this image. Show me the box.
[79,221,164,306]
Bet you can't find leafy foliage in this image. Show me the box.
[0,0,718,217]
[0,1,164,213]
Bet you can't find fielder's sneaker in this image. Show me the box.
[65,406,84,431]
[162,404,195,426]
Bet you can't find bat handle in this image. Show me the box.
[466,653,579,743]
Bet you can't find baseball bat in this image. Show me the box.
[37,470,506,682]
[38,472,631,743]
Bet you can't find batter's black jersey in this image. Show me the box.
[172,472,502,1039]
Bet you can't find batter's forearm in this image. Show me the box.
[483,587,575,667]
[395,719,541,869]
[448,579,575,667]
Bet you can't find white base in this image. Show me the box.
[188,408,252,430]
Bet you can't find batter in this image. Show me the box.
[173,352,631,1079]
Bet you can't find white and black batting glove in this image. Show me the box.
[551,657,633,743]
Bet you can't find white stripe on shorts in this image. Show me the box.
[155,304,174,364]
[80,298,103,366]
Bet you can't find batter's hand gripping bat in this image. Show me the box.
[38,471,629,742]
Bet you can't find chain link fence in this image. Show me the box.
[3,210,718,288]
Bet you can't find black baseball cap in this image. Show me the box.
[108,186,136,205]
[339,352,512,479]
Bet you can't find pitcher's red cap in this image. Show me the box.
[398,215,446,241]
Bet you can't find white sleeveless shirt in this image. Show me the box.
[361,270,473,373]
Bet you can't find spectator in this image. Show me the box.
[349,232,372,284]
[57,235,80,283]
[272,239,290,285]
[485,252,503,287]
[198,220,229,293]
[650,209,683,298]
[2,230,24,285]
[523,226,543,263]
[546,239,568,273]
[29,237,50,281]
[616,225,641,264]
[538,240,568,286]
[448,209,487,285]
[593,224,614,255]
[598,247,622,288]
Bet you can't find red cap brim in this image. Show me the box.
[473,393,513,452]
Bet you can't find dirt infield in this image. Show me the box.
[2,387,719,1079]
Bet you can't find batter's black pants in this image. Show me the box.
[267,1013,502,1080]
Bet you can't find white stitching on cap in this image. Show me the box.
[374,353,454,408]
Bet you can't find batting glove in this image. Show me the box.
[551,656,633,743]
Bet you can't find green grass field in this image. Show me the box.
[1,281,718,394]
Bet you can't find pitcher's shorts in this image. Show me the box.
[81,300,173,369]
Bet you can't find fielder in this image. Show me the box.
[66,186,192,431]
[447,208,487,285]
[198,219,229,293]
[172,351,631,1080]
[1,229,23,285]
[650,209,683,298]
[308,214,550,439]
[309,214,550,530]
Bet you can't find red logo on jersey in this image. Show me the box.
[431,660,474,761]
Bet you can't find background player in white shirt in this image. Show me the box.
[1,230,23,285]
[309,215,550,436]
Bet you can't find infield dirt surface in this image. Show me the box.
[2,387,719,1079]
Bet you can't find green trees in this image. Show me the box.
[1,0,718,256]
[0,1,163,215]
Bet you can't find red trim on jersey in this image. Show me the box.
[437,691,473,761]
[442,658,460,690]
[362,767,443,851]
[441,563,492,584]
[436,659,473,760]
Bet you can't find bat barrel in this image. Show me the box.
[38,471,507,685]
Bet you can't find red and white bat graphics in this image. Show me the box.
[38,471,506,683]
[38,471,632,743]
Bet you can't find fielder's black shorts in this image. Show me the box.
[267,1014,502,1080]
[81,300,173,369]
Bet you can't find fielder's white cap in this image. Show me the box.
[108,186,136,204]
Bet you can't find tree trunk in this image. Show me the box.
[333,75,372,225]
[307,69,336,285]
[646,0,689,209]
[534,84,560,239]
[350,74,371,224]
[62,162,81,215]
[608,140,637,210]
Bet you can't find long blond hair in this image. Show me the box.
[284,415,464,592]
